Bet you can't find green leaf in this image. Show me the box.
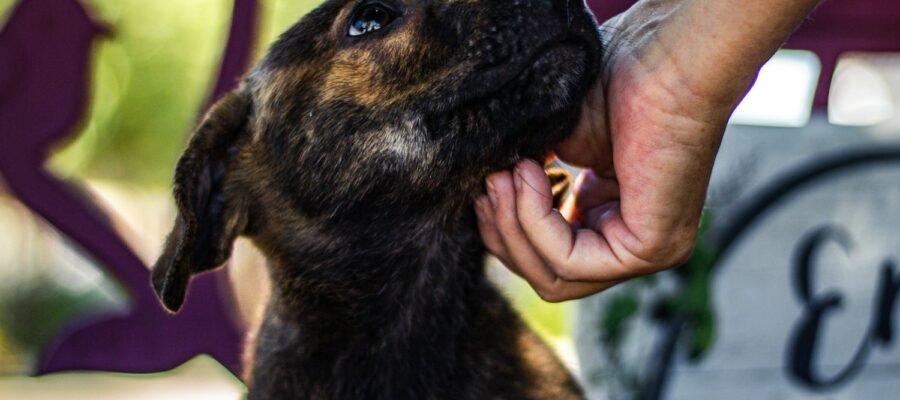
[600,293,641,346]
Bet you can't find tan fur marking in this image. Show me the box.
[517,329,582,399]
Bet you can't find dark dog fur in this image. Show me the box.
[151,0,602,398]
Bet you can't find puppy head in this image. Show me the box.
[153,0,601,311]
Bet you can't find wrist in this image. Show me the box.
[606,0,822,111]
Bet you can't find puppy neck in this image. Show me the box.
[256,195,487,320]
[248,203,529,395]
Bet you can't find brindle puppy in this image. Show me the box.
[151,0,602,398]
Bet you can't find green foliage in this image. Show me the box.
[49,0,232,185]
[0,0,323,187]
[0,273,121,357]
[600,292,640,346]
[597,210,721,371]
[0,0,324,365]
[685,311,714,360]
[653,210,719,361]
[597,275,656,347]
[502,270,572,339]
[0,0,12,20]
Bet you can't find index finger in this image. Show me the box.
[513,160,654,282]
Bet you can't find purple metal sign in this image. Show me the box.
[0,0,258,375]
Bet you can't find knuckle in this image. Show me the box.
[634,229,697,269]
[535,289,564,303]
[533,283,568,303]
[548,261,577,281]
[667,238,695,266]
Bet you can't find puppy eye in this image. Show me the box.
[348,4,397,37]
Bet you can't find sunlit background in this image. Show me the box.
[0,1,578,397]
[1,0,899,399]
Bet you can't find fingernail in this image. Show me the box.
[486,180,498,208]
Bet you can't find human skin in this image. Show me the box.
[474,0,824,301]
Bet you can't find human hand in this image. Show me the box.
[474,0,823,301]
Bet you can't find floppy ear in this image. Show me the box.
[152,90,252,312]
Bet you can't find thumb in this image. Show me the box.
[555,80,612,172]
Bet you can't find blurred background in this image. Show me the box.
[0,0,898,399]
[0,1,579,397]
